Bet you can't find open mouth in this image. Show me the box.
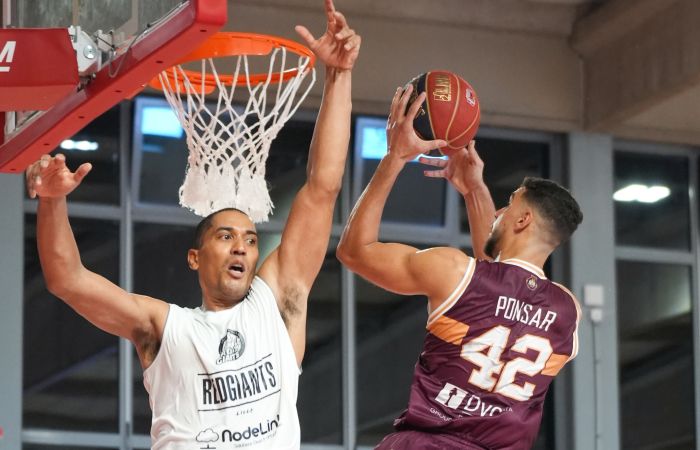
[228,263,244,273]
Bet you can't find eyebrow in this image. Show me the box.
[214,226,258,237]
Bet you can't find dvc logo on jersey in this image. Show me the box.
[217,329,246,364]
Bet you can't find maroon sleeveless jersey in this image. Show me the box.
[392,258,580,449]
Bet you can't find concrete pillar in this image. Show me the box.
[567,132,620,450]
[0,173,24,450]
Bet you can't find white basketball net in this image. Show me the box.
[158,47,315,222]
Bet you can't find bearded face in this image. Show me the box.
[484,227,501,259]
[483,211,505,259]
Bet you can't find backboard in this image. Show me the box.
[0,0,227,173]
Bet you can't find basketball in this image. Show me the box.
[406,70,480,156]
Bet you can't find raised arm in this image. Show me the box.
[337,86,470,312]
[257,0,360,364]
[27,154,168,369]
[419,142,496,260]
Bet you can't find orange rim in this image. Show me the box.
[149,32,316,92]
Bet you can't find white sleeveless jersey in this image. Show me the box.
[143,276,301,450]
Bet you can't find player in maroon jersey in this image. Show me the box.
[337,86,583,449]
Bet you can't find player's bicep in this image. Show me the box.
[342,243,466,300]
[343,241,426,296]
[260,185,335,293]
[61,268,166,342]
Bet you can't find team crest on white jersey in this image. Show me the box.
[217,329,245,364]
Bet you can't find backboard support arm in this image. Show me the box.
[0,0,226,173]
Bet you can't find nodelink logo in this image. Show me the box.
[195,416,280,446]
[217,329,245,365]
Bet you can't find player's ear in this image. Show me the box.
[514,210,533,231]
[187,249,199,270]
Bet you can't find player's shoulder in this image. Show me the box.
[411,246,474,279]
[420,246,472,262]
[550,281,582,320]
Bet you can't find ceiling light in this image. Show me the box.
[60,139,99,151]
[613,184,670,203]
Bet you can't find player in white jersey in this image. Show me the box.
[24,1,360,448]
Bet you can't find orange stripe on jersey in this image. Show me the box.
[427,257,476,326]
[542,353,570,376]
[427,314,470,346]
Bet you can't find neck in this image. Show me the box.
[201,290,249,311]
[497,241,551,269]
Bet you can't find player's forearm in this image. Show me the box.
[306,67,352,195]
[464,181,496,260]
[338,153,405,261]
[37,197,86,295]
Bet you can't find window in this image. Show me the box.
[614,152,689,250]
[460,137,548,233]
[23,216,120,432]
[614,147,696,450]
[617,261,695,449]
[354,116,447,226]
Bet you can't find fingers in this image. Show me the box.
[423,168,447,179]
[418,156,448,168]
[405,91,425,122]
[419,156,448,178]
[465,140,483,164]
[332,11,348,32]
[343,34,360,52]
[325,0,337,25]
[26,154,51,199]
[294,25,316,48]
[334,21,354,40]
[421,139,447,153]
[26,163,38,199]
[53,153,67,169]
[332,12,359,54]
[73,162,92,184]
[394,84,413,122]
[387,87,403,128]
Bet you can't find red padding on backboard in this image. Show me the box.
[0,0,227,173]
[0,28,79,111]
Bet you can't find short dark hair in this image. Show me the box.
[520,177,583,245]
[193,208,249,249]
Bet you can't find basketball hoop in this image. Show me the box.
[150,32,316,222]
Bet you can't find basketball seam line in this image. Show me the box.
[426,73,437,144]
[447,100,480,149]
[444,72,460,149]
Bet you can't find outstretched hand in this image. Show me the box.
[26,154,92,199]
[386,85,446,162]
[419,141,485,195]
[295,0,360,71]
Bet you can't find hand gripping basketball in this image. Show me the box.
[26,154,92,199]
[386,85,446,162]
[419,141,485,196]
[405,70,480,156]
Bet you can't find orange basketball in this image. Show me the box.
[407,71,480,156]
